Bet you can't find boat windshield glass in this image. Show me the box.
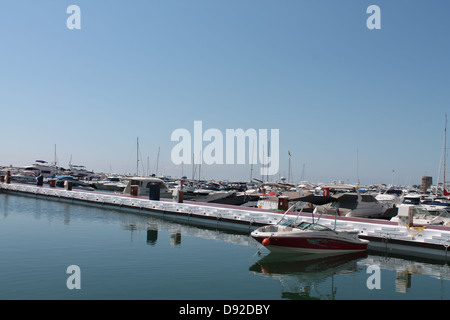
[308,224,332,231]
[295,222,311,229]
[294,222,331,231]
[277,219,294,226]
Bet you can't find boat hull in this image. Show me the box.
[252,235,368,254]
[251,225,369,254]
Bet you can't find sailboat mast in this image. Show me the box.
[198,150,202,181]
[288,150,292,184]
[192,153,195,180]
[250,140,255,182]
[438,114,448,196]
[54,144,57,175]
[356,148,360,186]
[155,147,160,177]
[262,144,265,183]
[267,140,270,182]
[444,114,447,194]
[136,137,139,176]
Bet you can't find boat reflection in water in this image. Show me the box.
[113,210,450,299]
[250,251,367,300]
[251,250,450,299]
[359,253,450,294]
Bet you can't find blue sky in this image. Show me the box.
[0,1,449,186]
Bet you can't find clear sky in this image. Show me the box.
[0,0,449,186]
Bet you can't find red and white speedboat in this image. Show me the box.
[251,221,368,254]
[251,195,369,254]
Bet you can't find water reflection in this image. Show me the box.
[62,203,71,225]
[146,223,158,245]
[250,249,450,299]
[170,231,182,246]
[5,193,450,299]
[123,223,138,243]
[360,252,450,294]
[2,194,10,218]
[250,252,367,300]
[113,210,450,299]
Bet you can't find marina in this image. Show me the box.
[2,179,450,262]
[2,0,449,304]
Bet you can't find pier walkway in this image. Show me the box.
[0,182,284,232]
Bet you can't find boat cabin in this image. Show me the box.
[123,177,172,198]
[402,195,421,205]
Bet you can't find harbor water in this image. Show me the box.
[2,192,450,300]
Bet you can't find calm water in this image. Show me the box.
[1,192,450,300]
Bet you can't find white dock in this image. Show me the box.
[2,182,450,261]
[0,182,284,232]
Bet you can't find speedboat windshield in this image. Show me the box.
[296,222,311,229]
[294,222,332,231]
[308,224,332,231]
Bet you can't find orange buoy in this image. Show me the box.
[262,238,270,246]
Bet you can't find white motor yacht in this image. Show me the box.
[123,177,172,199]
[321,193,393,219]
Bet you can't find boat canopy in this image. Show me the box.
[291,194,337,205]
[262,182,295,188]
